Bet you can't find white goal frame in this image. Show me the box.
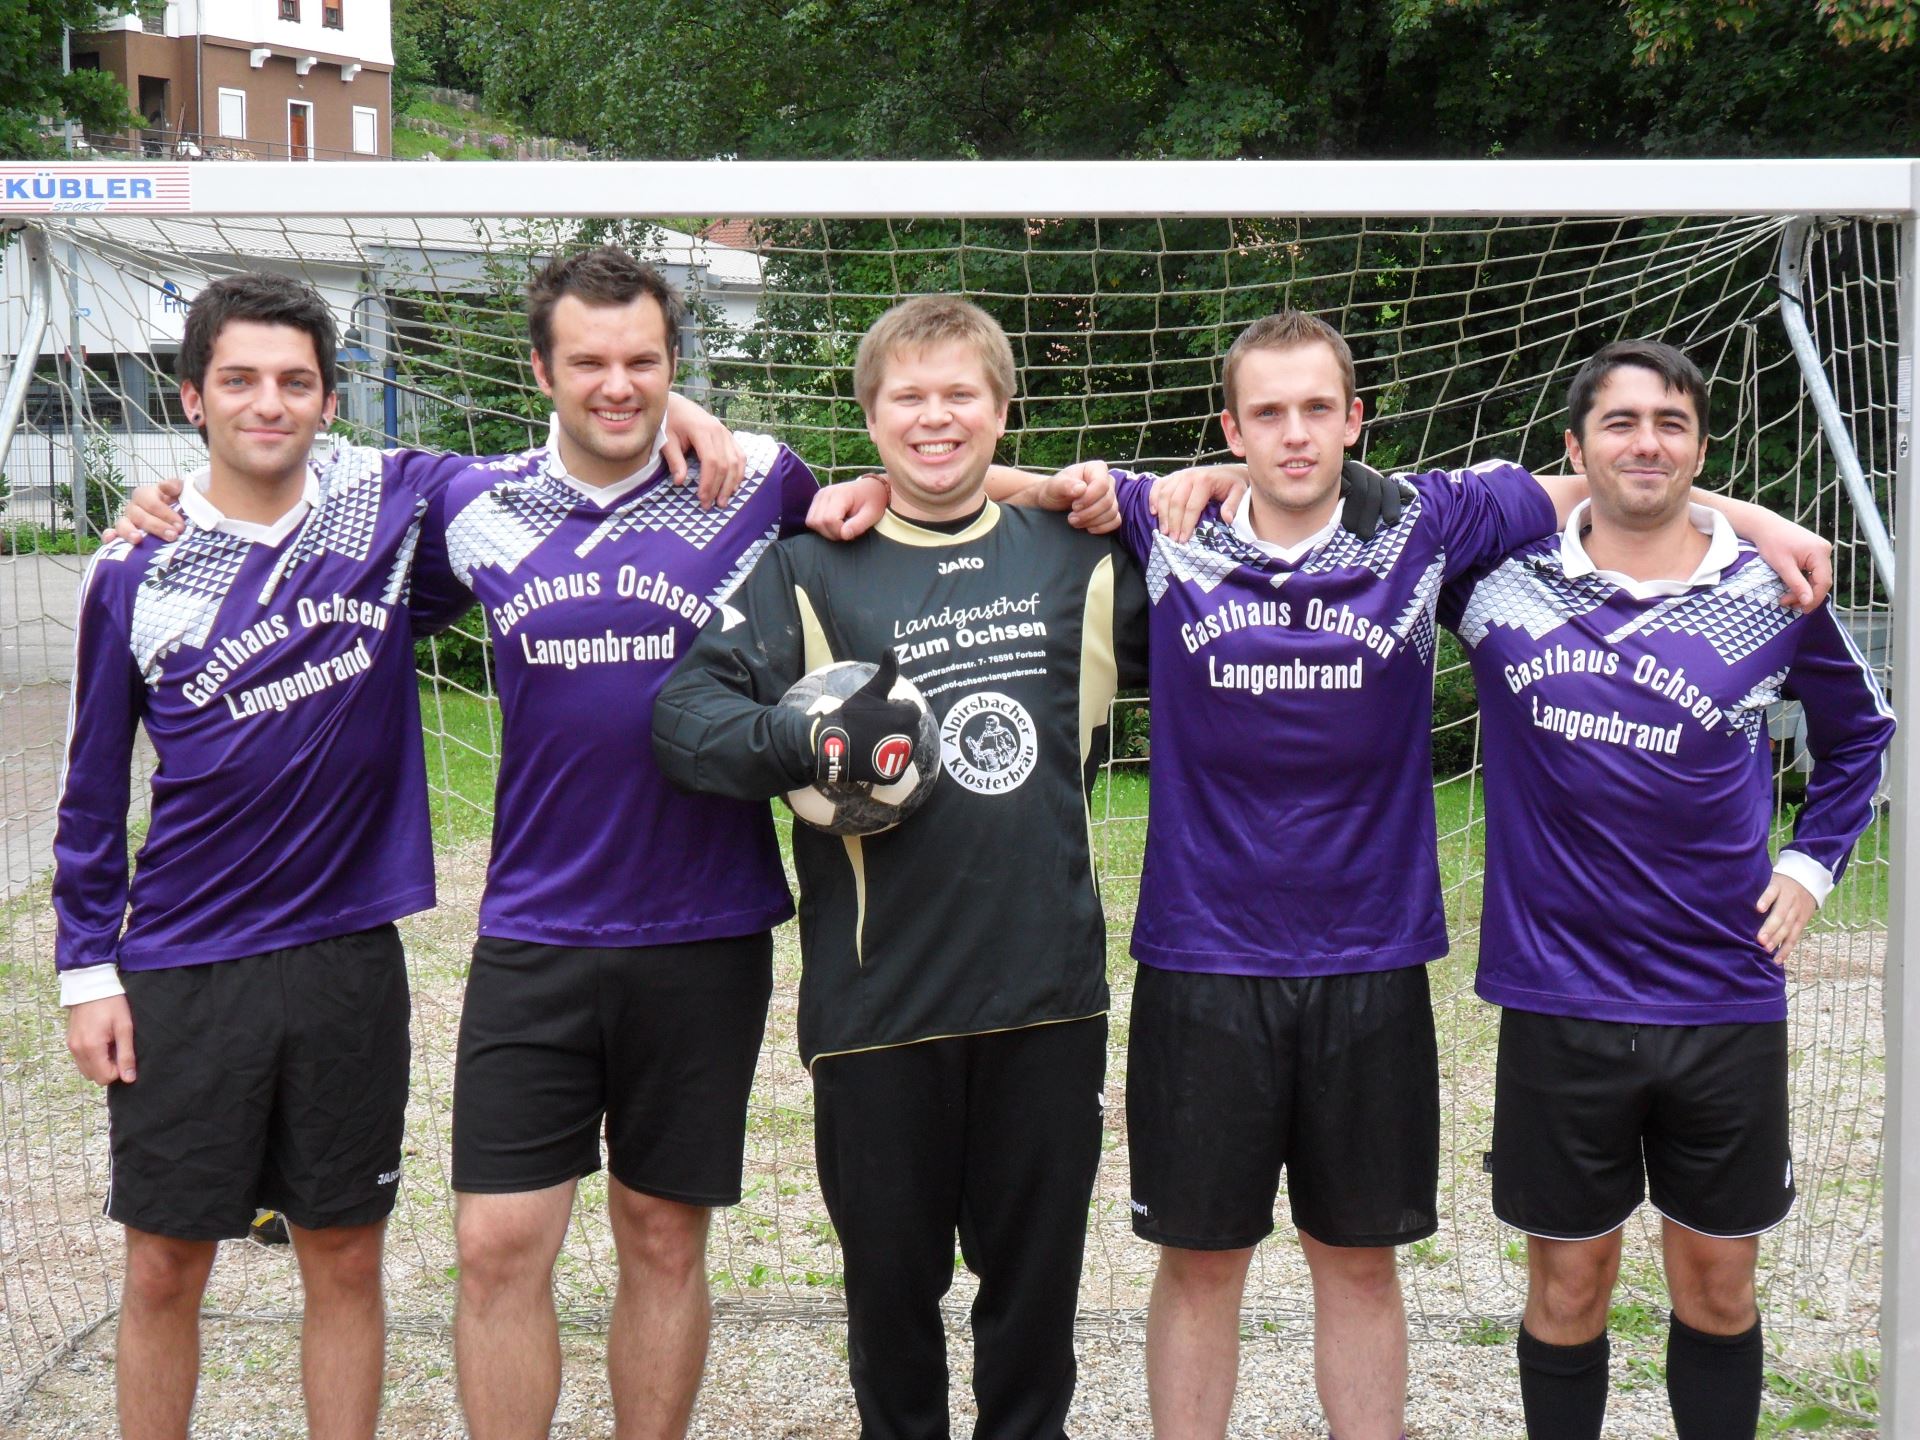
[3,156,1916,1427]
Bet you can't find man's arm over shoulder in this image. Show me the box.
[1774,600,1898,904]
[652,540,819,800]
[1414,460,1560,579]
[52,549,144,1005]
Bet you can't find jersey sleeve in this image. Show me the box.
[651,541,819,799]
[375,448,480,635]
[773,444,821,538]
[1111,469,1163,566]
[1414,460,1558,579]
[1772,604,1897,904]
[51,552,144,1002]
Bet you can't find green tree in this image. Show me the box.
[0,0,139,157]
[460,0,1918,163]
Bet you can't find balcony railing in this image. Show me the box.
[86,128,389,163]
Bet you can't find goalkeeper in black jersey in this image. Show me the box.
[655,295,1148,1439]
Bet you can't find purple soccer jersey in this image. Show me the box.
[435,426,817,947]
[1112,462,1557,977]
[1442,505,1895,1025]
[53,444,470,1004]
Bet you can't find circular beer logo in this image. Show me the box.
[940,691,1039,795]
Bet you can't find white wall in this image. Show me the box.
[169,0,394,66]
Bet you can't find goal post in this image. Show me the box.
[1,157,1914,1432]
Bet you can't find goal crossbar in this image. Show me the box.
[1,157,1916,220]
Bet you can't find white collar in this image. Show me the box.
[178,465,319,546]
[542,412,669,505]
[1230,495,1345,564]
[1559,500,1739,599]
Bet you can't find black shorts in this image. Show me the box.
[451,931,774,1205]
[106,925,410,1241]
[1490,1009,1795,1241]
[1126,962,1439,1250]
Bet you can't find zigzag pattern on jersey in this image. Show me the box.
[1602,558,1795,665]
[1144,480,1426,605]
[1456,551,1616,649]
[1722,666,1790,752]
[256,445,386,605]
[709,523,781,631]
[1144,518,1256,602]
[445,476,571,585]
[129,529,254,685]
[382,495,429,607]
[1392,556,1447,664]
[1299,480,1421,579]
[574,431,785,561]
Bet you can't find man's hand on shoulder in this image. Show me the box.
[1038,461,1120,534]
[1757,872,1817,965]
[662,392,744,508]
[1149,465,1247,543]
[1339,459,1403,540]
[67,994,136,1085]
[1750,513,1833,613]
[108,477,186,544]
[808,475,890,541]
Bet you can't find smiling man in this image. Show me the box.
[54,272,472,1440]
[1442,340,1894,1440]
[420,248,822,1440]
[653,294,1149,1439]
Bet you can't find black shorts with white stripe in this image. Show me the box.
[1490,1008,1794,1241]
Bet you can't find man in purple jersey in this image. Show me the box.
[424,249,821,1440]
[1440,341,1893,1440]
[55,272,460,1440]
[1078,312,1831,1440]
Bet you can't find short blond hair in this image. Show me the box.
[1221,310,1356,415]
[854,295,1017,413]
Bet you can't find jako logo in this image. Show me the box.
[377,1169,400,1186]
[939,556,984,574]
[872,734,914,781]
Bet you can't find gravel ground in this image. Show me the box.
[3,843,1887,1437]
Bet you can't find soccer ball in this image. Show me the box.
[779,660,941,836]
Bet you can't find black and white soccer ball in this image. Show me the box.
[779,659,941,836]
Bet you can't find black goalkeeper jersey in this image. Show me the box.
[654,502,1148,1066]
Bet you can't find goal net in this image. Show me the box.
[1,161,1911,1434]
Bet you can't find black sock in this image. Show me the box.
[1667,1312,1763,1440]
[1516,1324,1609,1440]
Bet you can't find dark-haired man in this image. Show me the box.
[428,246,824,1440]
[54,271,472,1440]
[1442,340,1893,1440]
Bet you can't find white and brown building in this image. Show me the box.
[74,0,393,161]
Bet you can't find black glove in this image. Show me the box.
[1340,458,1404,541]
[812,651,921,786]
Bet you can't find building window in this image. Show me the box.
[216,88,246,139]
[278,0,298,19]
[351,106,378,154]
[323,1,342,26]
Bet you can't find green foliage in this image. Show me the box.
[1762,1348,1880,1428]
[453,0,1918,163]
[58,433,127,538]
[0,0,141,157]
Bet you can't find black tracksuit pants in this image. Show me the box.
[811,1015,1108,1440]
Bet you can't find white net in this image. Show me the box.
[0,205,1901,1433]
